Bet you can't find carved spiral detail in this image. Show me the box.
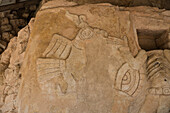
[122,71,131,85]
[79,27,94,40]
[163,87,170,95]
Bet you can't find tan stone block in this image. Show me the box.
[1,18,9,25]
[0,12,5,18]
[1,25,12,32]
[10,19,17,27]
[2,32,10,41]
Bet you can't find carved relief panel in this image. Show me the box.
[18,3,170,113]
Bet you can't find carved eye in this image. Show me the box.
[115,63,140,96]
[122,71,131,85]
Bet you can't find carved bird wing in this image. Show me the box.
[42,34,72,60]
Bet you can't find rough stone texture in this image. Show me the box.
[0,0,170,113]
[14,1,170,113]
[0,18,34,113]
[66,0,170,10]
[0,4,38,54]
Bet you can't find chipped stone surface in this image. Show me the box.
[0,18,34,113]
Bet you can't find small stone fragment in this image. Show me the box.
[1,25,12,32]
[2,32,10,41]
[1,18,9,25]
[30,5,37,11]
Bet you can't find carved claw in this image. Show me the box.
[134,49,147,69]
[57,75,68,94]
[119,47,147,70]
[118,36,147,70]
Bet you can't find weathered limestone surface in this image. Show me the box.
[0,0,170,113]
[0,18,34,113]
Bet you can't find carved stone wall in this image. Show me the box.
[0,0,170,113]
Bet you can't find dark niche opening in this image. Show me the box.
[137,29,169,51]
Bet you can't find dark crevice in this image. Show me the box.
[137,29,169,51]
[66,0,170,10]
